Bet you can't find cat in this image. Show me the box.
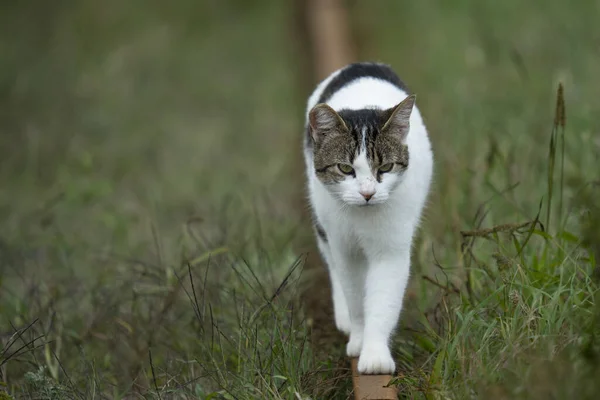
[303,62,433,374]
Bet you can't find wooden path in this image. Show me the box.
[351,359,398,399]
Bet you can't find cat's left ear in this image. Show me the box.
[382,94,416,141]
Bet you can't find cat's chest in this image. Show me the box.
[311,181,407,241]
[322,207,395,239]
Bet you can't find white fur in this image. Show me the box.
[304,69,433,374]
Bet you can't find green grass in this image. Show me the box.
[1,0,600,398]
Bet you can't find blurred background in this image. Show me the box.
[1,0,599,398]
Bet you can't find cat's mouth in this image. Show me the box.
[354,200,382,207]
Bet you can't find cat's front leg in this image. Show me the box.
[358,251,410,374]
[317,237,351,335]
[330,268,351,335]
[331,248,367,357]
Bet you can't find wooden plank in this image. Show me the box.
[305,0,356,80]
[351,358,398,400]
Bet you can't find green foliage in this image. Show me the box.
[1,0,599,399]
[22,367,68,400]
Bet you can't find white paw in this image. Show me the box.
[335,313,351,335]
[346,333,363,357]
[358,345,395,374]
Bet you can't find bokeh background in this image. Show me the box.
[1,1,599,398]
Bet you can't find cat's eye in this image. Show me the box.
[379,163,394,173]
[338,163,354,175]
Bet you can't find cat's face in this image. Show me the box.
[308,96,414,206]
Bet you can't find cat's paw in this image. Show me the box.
[346,334,363,357]
[357,344,395,374]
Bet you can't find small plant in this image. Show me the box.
[0,391,15,400]
[23,367,68,400]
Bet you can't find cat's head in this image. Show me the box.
[308,95,415,206]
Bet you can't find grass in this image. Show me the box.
[1,0,600,398]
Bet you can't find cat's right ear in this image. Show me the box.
[308,104,347,143]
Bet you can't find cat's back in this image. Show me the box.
[306,62,410,116]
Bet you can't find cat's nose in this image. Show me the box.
[359,190,375,201]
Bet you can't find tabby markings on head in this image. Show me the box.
[308,96,414,186]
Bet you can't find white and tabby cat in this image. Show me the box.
[303,62,433,374]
